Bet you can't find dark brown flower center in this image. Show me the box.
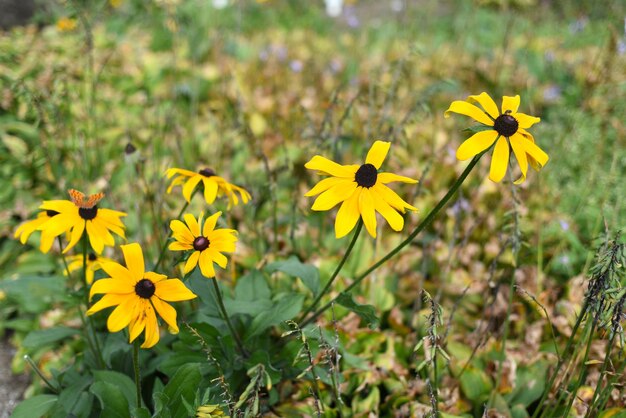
[355,163,378,188]
[193,236,210,251]
[46,210,59,217]
[88,253,97,261]
[78,206,98,220]
[493,114,519,137]
[135,279,156,299]
[198,168,216,178]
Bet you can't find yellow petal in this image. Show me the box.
[168,242,193,251]
[207,249,228,268]
[154,279,197,302]
[509,134,528,184]
[40,232,56,254]
[170,219,194,244]
[89,278,134,299]
[513,112,540,129]
[63,220,85,254]
[444,100,494,126]
[202,178,219,205]
[183,214,201,237]
[202,212,222,236]
[183,251,200,274]
[107,296,138,332]
[86,293,128,315]
[365,140,390,169]
[374,198,404,231]
[144,272,167,283]
[165,167,197,178]
[371,183,417,212]
[141,303,160,348]
[304,177,347,197]
[151,297,178,333]
[38,213,77,237]
[455,130,499,161]
[489,137,510,183]
[100,261,133,282]
[311,180,357,211]
[166,176,186,194]
[467,92,500,119]
[91,219,116,247]
[501,95,520,114]
[128,311,146,343]
[86,221,104,254]
[121,243,145,282]
[305,155,359,178]
[198,250,217,278]
[377,172,418,184]
[182,175,202,202]
[520,135,549,168]
[39,200,76,213]
[358,188,377,238]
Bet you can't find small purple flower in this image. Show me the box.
[559,219,570,231]
[543,85,561,102]
[290,60,303,73]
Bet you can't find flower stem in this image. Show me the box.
[154,197,192,271]
[132,340,142,410]
[298,220,363,325]
[81,233,104,368]
[210,278,248,357]
[300,155,481,328]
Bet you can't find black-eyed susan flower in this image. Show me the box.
[56,17,77,32]
[196,405,229,418]
[87,243,197,348]
[304,140,418,239]
[66,252,115,285]
[445,92,549,184]
[37,190,127,255]
[14,210,60,253]
[165,167,251,208]
[168,212,237,278]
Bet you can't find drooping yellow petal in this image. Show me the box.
[334,192,360,238]
[151,297,178,333]
[467,92,500,119]
[377,172,419,184]
[206,249,228,268]
[305,155,359,178]
[304,177,347,197]
[154,279,197,301]
[165,168,197,179]
[128,311,146,343]
[444,100,494,126]
[183,214,201,237]
[100,261,133,282]
[374,198,405,232]
[121,243,145,282]
[38,213,77,237]
[90,219,116,247]
[359,188,377,238]
[365,140,390,169]
[520,135,549,168]
[489,137,510,183]
[170,220,194,244]
[513,112,540,129]
[63,220,85,254]
[501,95,520,114]
[509,134,529,184]
[166,176,186,194]
[311,180,358,211]
[183,251,201,274]
[182,175,202,202]
[107,296,138,332]
[455,130,499,161]
[141,304,160,348]
[372,183,417,212]
[202,212,222,236]
[198,250,217,278]
[90,278,134,299]
[14,215,48,243]
[40,232,56,253]
[86,293,129,315]
[202,178,219,205]
[86,221,105,254]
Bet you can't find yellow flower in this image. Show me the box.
[196,405,229,418]
[37,190,127,255]
[87,243,197,348]
[168,212,237,278]
[445,92,549,184]
[165,168,251,208]
[56,17,77,32]
[109,0,123,8]
[304,140,418,239]
[14,210,59,253]
[66,253,116,285]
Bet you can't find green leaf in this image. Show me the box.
[10,395,57,418]
[23,327,80,350]
[0,275,67,314]
[234,270,271,301]
[162,363,202,418]
[93,370,138,409]
[265,256,320,295]
[89,381,130,418]
[247,293,304,338]
[336,292,380,329]
[458,365,493,401]
[131,407,152,418]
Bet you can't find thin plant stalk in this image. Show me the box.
[300,155,481,328]
[82,233,104,368]
[583,326,618,418]
[154,194,194,270]
[132,340,142,410]
[24,355,59,394]
[298,220,363,325]
[211,278,248,357]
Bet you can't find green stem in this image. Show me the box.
[82,233,104,368]
[298,220,363,325]
[584,325,617,418]
[24,355,59,394]
[300,155,481,328]
[132,340,142,410]
[211,278,248,357]
[154,197,192,271]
